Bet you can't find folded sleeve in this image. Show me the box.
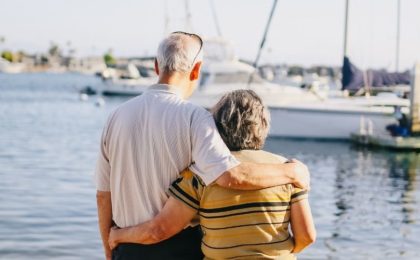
[189,110,240,185]
[291,186,308,204]
[168,170,204,211]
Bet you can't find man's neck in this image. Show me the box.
[157,73,190,99]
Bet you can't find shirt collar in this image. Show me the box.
[147,84,184,98]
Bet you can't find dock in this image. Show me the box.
[351,133,420,150]
[351,62,420,151]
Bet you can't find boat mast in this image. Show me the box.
[253,0,278,68]
[209,0,222,37]
[395,0,401,71]
[343,0,349,58]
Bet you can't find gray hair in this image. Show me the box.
[211,90,270,151]
[156,33,203,73]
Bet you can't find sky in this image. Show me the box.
[0,0,419,70]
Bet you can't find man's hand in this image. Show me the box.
[108,227,120,251]
[288,159,310,190]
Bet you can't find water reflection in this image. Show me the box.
[265,138,420,259]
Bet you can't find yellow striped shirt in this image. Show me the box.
[168,150,308,259]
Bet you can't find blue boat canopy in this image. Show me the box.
[341,56,411,90]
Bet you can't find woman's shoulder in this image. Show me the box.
[232,150,288,164]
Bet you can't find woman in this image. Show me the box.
[109,90,316,259]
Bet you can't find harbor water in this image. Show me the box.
[0,73,419,259]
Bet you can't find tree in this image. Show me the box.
[103,50,116,67]
[1,51,14,62]
[48,42,62,57]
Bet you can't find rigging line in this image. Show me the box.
[247,0,279,87]
[253,0,278,69]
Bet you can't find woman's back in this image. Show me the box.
[169,150,308,259]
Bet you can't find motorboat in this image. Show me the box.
[100,62,157,96]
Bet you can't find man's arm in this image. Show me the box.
[108,197,196,249]
[216,159,310,190]
[97,191,113,260]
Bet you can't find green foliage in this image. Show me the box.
[48,43,61,57]
[1,51,14,62]
[103,53,116,67]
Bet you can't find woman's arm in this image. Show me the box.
[108,197,197,249]
[290,198,316,253]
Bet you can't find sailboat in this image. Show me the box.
[187,0,410,139]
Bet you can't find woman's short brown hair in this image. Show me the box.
[211,90,270,151]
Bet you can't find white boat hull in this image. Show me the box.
[268,106,395,139]
[189,90,403,140]
[101,77,156,96]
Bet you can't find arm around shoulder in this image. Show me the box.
[216,160,310,190]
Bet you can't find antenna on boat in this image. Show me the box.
[395,0,401,71]
[248,0,278,86]
[209,0,223,37]
[184,0,193,32]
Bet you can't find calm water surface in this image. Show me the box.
[0,73,419,259]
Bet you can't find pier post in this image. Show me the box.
[410,63,420,134]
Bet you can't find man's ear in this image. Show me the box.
[190,61,202,81]
[154,58,160,75]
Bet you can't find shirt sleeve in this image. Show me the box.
[168,170,205,211]
[189,110,240,185]
[94,113,113,191]
[291,186,308,204]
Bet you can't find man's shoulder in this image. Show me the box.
[185,101,211,119]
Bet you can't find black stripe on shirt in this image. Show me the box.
[201,220,290,230]
[171,182,200,205]
[168,188,199,210]
[199,208,290,219]
[199,201,290,213]
[291,190,307,199]
[202,234,291,250]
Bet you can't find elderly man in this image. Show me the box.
[95,32,310,260]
